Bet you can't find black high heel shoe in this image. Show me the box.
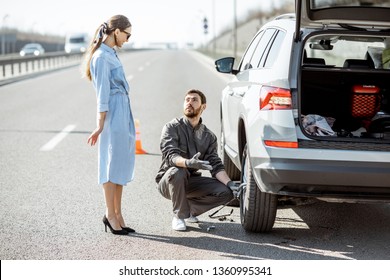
[102,216,128,235]
[121,226,135,233]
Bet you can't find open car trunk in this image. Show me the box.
[300,68,390,143]
[298,32,390,148]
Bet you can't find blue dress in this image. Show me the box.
[90,43,135,185]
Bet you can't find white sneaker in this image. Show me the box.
[172,217,186,231]
[186,215,199,223]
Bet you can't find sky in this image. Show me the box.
[2,0,284,47]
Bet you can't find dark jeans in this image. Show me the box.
[157,167,233,219]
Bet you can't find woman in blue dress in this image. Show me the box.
[84,15,135,235]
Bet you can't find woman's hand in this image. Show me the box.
[87,112,106,146]
[87,127,103,146]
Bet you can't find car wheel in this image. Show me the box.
[240,144,277,232]
[220,125,240,181]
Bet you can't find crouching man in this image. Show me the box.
[155,89,235,231]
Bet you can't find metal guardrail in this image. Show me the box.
[0,49,153,86]
[0,51,84,82]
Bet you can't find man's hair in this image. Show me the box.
[186,89,207,104]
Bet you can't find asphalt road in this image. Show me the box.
[1,49,390,261]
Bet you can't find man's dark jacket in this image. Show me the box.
[155,117,225,183]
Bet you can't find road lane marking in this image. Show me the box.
[127,62,151,82]
[190,51,232,83]
[39,124,76,151]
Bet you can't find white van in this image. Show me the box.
[64,33,89,54]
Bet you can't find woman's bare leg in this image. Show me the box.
[114,184,126,227]
[103,182,121,230]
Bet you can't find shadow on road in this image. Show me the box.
[130,201,390,260]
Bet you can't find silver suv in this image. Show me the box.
[215,0,390,233]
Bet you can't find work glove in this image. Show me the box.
[185,152,212,170]
[227,181,241,197]
[227,180,239,191]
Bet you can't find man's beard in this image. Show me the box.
[184,106,202,118]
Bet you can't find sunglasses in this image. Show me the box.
[122,30,131,40]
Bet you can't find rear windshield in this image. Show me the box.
[303,34,390,69]
[311,0,390,9]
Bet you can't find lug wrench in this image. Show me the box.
[208,182,246,219]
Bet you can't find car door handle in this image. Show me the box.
[227,90,245,97]
[227,88,246,97]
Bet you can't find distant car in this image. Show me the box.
[215,0,390,233]
[19,43,45,56]
[64,33,89,54]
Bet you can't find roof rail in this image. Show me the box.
[274,13,296,20]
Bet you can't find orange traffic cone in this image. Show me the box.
[135,119,147,154]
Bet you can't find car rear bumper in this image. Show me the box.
[252,157,390,201]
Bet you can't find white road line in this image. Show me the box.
[39,124,76,151]
[127,75,134,81]
[190,51,233,83]
[138,66,144,72]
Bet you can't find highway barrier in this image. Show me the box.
[0,52,84,85]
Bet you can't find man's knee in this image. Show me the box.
[211,181,234,204]
[221,187,234,203]
[168,167,188,185]
[158,167,188,199]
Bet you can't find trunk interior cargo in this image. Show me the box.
[300,67,390,144]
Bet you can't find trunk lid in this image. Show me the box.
[295,0,390,40]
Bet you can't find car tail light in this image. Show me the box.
[260,86,292,110]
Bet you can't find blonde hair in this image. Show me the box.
[83,15,131,81]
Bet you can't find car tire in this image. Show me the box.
[240,144,277,232]
[220,125,240,181]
